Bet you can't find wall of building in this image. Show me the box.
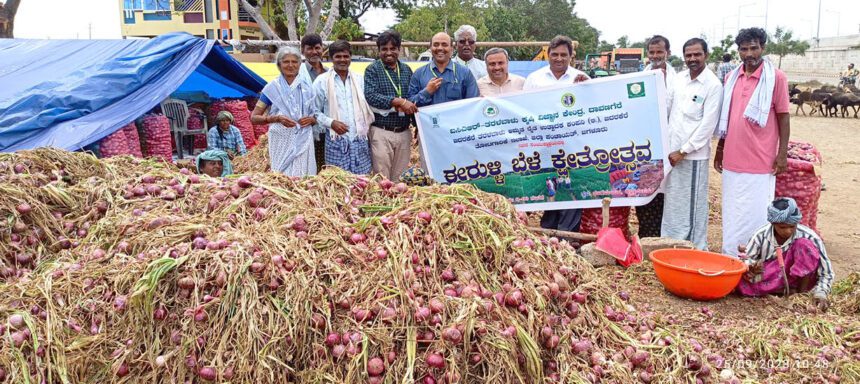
[767,34,860,84]
[119,0,262,40]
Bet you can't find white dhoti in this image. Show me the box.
[721,170,775,257]
[661,159,709,250]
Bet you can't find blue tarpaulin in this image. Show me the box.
[507,61,548,79]
[0,33,266,152]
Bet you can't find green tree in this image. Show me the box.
[395,0,599,59]
[709,34,736,63]
[630,37,650,49]
[483,4,533,59]
[329,18,363,41]
[337,0,417,25]
[615,35,629,48]
[668,55,683,69]
[768,26,810,68]
[597,40,615,52]
[395,0,486,42]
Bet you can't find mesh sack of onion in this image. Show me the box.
[580,207,632,240]
[188,109,208,152]
[140,114,174,163]
[776,141,823,234]
[98,129,131,158]
[122,122,144,158]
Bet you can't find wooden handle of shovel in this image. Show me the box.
[601,197,611,228]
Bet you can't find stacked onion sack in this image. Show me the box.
[244,96,270,140]
[1,148,858,384]
[776,141,822,234]
[139,114,174,163]
[209,100,257,150]
[97,129,131,158]
[580,207,631,240]
[122,122,144,158]
[189,109,208,152]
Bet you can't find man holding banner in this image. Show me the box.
[477,48,525,97]
[523,35,589,90]
[524,35,590,233]
[414,38,669,235]
[660,38,722,250]
[635,35,675,238]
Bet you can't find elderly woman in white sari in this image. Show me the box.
[251,46,319,176]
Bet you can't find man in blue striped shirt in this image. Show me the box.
[737,197,833,310]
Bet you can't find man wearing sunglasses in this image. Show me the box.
[452,25,488,80]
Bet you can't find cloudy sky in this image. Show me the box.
[13,0,860,49]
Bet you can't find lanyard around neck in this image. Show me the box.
[384,62,402,97]
[432,62,456,82]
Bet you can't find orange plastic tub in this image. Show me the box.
[649,249,748,301]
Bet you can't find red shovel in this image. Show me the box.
[775,248,790,296]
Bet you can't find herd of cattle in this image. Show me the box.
[790,83,860,118]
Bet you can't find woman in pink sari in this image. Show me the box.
[736,197,833,311]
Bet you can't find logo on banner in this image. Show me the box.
[627,82,645,98]
[483,103,499,118]
[561,93,576,108]
[431,115,440,129]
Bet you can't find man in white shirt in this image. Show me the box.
[643,35,676,86]
[524,35,589,90]
[661,38,723,250]
[452,25,488,80]
[524,35,589,233]
[477,47,526,96]
[636,35,675,238]
[312,40,375,175]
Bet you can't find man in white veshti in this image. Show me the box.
[714,27,791,257]
[660,38,723,250]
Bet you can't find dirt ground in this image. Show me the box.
[620,114,860,324]
[706,115,860,278]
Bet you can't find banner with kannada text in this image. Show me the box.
[415,71,670,211]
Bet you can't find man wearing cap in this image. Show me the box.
[736,197,833,311]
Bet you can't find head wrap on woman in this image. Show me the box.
[767,197,802,225]
[196,150,233,177]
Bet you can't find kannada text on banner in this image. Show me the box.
[415,71,670,211]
